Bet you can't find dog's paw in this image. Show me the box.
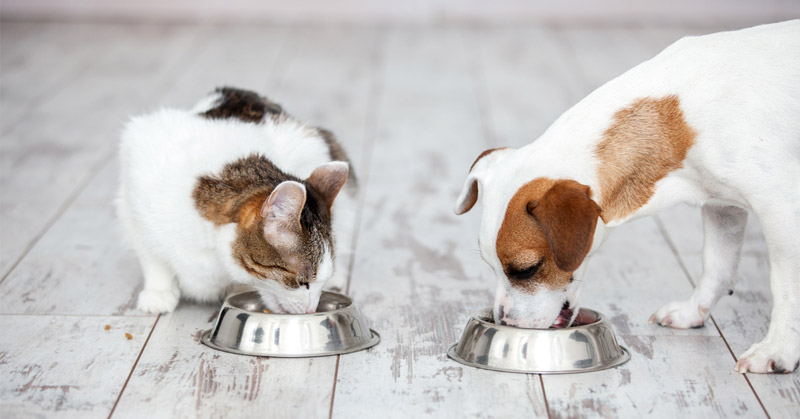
[137,288,180,314]
[735,338,800,374]
[649,300,708,329]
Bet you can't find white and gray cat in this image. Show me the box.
[117,87,356,314]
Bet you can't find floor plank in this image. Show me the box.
[544,336,763,418]
[0,315,155,418]
[112,304,336,419]
[0,160,147,315]
[331,27,549,418]
[0,23,206,278]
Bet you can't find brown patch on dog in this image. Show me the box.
[192,155,333,289]
[200,87,283,123]
[595,95,696,222]
[496,179,600,291]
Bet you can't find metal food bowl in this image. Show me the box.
[448,308,630,374]
[201,289,379,357]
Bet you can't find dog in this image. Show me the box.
[454,20,800,374]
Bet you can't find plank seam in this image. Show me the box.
[538,375,552,419]
[107,314,160,419]
[328,355,341,419]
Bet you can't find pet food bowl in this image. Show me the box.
[448,308,629,374]
[201,289,379,357]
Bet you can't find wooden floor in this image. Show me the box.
[1,21,799,419]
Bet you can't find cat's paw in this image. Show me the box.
[649,300,708,329]
[137,288,180,314]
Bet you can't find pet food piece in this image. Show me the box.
[125,333,133,340]
[262,309,271,314]
[104,324,111,331]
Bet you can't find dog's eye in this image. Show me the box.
[506,260,543,280]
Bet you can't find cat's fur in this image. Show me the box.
[117,87,357,314]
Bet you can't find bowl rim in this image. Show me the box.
[472,307,603,331]
[202,288,380,357]
[222,289,354,318]
[447,307,631,374]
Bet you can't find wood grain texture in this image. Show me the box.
[0,160,148,315]
[0,23,206,277]
[544,336,762,418]
[331,27,548,418]
[112,303,337,419]
[0,315,155,418]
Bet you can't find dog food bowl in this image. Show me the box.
[201,289,379,357]
[448,308,629,374]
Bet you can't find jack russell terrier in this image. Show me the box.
[454,20,799,374]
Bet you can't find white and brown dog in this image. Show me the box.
[454,20,799,374]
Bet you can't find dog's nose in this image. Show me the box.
[499,319,509,326]
[562,301,570,310]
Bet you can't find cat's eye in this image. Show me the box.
[506,260,543,281]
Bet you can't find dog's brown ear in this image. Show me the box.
[454,148,509,215]
[528,180,600,272]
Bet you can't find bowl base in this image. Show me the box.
[201,329,380,358]
[447,344,630,374]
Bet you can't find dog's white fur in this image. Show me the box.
[456,21,800,373]
[117,95,355,314]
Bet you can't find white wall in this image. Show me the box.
[1,0,799,24]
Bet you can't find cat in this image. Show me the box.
[117,87,357,314]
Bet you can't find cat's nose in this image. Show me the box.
[306,308,316,314]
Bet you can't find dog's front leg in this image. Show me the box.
[650,204,748,328]
[735,203,800,374]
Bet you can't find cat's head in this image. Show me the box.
[228,162,349,314]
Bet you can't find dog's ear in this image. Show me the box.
[454,148,509,215]
[528,180,601,272]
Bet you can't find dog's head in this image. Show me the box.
[455,148,602,328]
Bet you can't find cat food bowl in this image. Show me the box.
[447,308,629,374]
[201,289,379,357]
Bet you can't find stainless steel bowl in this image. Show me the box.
[201,289,379,357]
[448,308,629,374]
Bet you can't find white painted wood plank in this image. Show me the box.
[554,26,663,93]
[0,315,155,418]
[152,24,289,109]
[0,22,106,133]
[112,303,337,419]
[544,336,762,417]
[0,160,148,315]
[331,27,548,418]
[474,26,584,147]
[0,24,206,277]
[268,26,381,168]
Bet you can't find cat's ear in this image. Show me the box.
[306,161,349,209]
[261,181,307,245]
